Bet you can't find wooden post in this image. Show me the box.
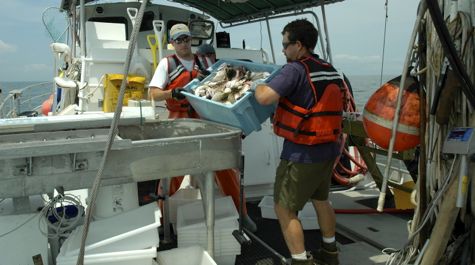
[420,173,460,265]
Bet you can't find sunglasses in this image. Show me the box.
[174,36,191,45]
[282,41,297,49]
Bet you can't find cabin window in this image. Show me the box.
[89,17,129,39]
[139,11,155,32]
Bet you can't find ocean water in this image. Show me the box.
[0,74,396,114]
[0,81,54,115]
[346,74,395,111]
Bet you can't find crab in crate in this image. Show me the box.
[194,63,270,105]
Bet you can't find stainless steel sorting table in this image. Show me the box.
[0,114,242,257]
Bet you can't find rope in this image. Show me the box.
[38,193,84,239]
[384,155,458,264]
[75,1,149,264]
[387,8,475,264]
[332,77,368,186]
[377,0,427,213]
[379,0,390,86]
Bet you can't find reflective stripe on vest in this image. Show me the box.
[273,56,344,145]
[165,54,202,112]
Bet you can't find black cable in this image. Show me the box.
[425,0,475,108]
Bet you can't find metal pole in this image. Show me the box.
[456,155,469,208]
[377,1,427,212]
[265,17,276,64]
[204,171,215,257]
[78,0,86,113]
[161,178,172,243]
[320,2,333,63]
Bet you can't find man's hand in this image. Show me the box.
[197,69,211,81]
[250,79,266,92]
[171,88,187,100]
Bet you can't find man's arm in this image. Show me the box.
[149,86,173,101]
[148,57,172,101]
[255,84,280,105]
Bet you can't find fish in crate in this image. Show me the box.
[194,63,271,105]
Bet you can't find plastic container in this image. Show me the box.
[103,74,147,112]
[258,195,277,219]
[183,59,281,135]
[176,196,241,257]
[176,196,238,230]
[156,246,217,265]
[57,246,156,265]
[168,187,202,225]
[0,212,48,265]
[59,202,161,256]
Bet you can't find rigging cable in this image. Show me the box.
[379,0,389,86]
[74,0,149,264]
[426,0,475,108]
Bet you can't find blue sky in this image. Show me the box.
[0,0,419,81]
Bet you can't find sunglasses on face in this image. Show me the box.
[174,37,191,45]
[282,41,297,49]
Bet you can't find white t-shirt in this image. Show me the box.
[149,55,212,90]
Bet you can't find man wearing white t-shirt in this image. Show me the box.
[149,23,211,119]
[148,24,257,232]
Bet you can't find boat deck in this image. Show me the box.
[158,186,412,265]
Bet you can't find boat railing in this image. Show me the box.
[375,159,411,185]
[0,81,53,118]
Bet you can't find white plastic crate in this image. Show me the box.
[168,188,202,225]
[176,196,238,230]
[56,246,156,265]
[59,202,161,256]
[258,195,277,219]
[0,212,48,265]
[156,246,217,265]
[214,254,237,265]
[298,202,319,230]
[176,196,241,257]
[178,229,240,256]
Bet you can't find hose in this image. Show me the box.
[332,77,368,186]
[334,208,413,214]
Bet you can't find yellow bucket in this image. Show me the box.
[103,74,146,112]
[392,181,416,210]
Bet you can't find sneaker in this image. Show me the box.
[291,254,316,265]
[314,247,339,265]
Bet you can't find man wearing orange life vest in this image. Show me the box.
[254,19,343,265]
[148,23,256,231]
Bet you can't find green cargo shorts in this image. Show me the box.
[274,159,334,212]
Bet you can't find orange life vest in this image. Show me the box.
[273,56,344,145]
[165,54,208,113]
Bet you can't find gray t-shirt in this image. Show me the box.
[267,61,341,163]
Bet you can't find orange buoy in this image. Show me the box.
[362,76,420,152]
[41,94,54,116]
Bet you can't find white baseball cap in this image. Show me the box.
[170,23,191,41]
